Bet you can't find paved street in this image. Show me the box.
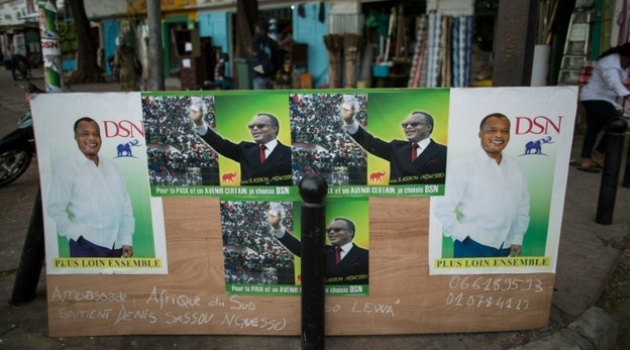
[0,67,628,349]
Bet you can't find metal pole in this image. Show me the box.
[298,174,327,350]
[596,117,628,224]
[146,0,165,91]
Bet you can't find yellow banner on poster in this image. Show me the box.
[434,257,552,269]
[53,258,163,269]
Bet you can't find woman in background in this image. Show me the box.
[578,42,630,172]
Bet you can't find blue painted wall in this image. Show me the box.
[293,3,329,88]
[197,11,231,76]
[102,20,120,76]
[194,4,330,86]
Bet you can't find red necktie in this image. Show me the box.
[335,247,342,264]
[411,143,419,162]
[259,145,266,164]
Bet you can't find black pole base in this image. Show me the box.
[299,175,328,350]
[596,118,627,225]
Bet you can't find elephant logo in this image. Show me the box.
[523,136,554,155]
[116,139,140,158]
[369,171,386,182]
[222,172,238,183]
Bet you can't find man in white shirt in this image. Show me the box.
[47,117,135,258]
[433,113,530,258]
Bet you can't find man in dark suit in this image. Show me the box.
[268,209,368,285]
[340,105,447,185]
[190,107,292,185]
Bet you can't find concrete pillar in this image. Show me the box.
[492,0,539,86]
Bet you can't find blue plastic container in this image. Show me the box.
[372,65,390,78]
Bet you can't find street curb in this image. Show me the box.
[509,306,618,350]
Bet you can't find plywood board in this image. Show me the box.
[47,197,553,336]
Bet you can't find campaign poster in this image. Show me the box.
[31,92,168,274]
[213,92,293,188]
[222,198,370,296]
[358,89,449,191]
[428,87,578,275]
[143,91,297,200]
[143,89,449,200]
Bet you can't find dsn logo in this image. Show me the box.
[514,116,563,155]
[514,116,563,135]
[102,120,145,138]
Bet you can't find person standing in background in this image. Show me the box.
[578,42,630,172]
[250,19,283,90]
[113,34,140,91]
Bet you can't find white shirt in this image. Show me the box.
[413,137,431,157]
[259,139,278,158]
[433,149,530,249]
[46,151,135,249]
[335,242,354,260]
[580,53,630,108]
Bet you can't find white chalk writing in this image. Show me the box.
[448,276,544,293]
[146,286,201,309]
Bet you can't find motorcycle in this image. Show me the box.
[0,78,43,187]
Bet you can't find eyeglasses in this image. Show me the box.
[401,122,426,128]
[248,123,272,130]
[326,227,350,233]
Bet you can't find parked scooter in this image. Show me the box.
[0,78,43,187]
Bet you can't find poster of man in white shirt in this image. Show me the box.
[30,92,168,275]
[428,87,578,275]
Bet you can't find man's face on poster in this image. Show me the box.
[248,114,277,144]
[479,116,510,158]
[74,120,102,159]
[402,113,431,143]
[326,219,354,247]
